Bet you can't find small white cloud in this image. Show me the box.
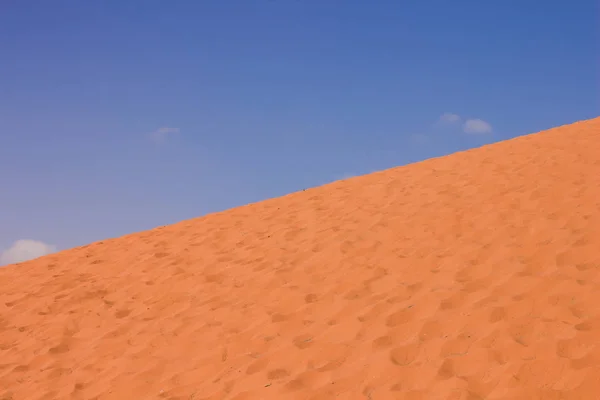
[0,239,57,266]
[463,119,492,134]
[150,127,180,143]
[439,113,461,124]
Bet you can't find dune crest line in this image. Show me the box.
[1,117,599,399]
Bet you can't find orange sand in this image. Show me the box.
[1,118,600,400]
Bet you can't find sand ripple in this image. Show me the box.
[1,117,599,399]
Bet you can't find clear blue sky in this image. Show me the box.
[1,1,598,261]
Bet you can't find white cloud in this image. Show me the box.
[463,119,492,134]
[150,127,180,143]
[438,112,461,124]
[0,239,57,266]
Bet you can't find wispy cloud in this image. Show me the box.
[463,119,492,134]
[150,127,180,143]
[0,239,57,266]
[435,113,492,135]
[438,112,461,125]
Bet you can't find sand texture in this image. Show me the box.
[1,117,600,399]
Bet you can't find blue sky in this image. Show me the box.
[1,1,598,264]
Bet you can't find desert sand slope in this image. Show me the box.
[1,117,600,400]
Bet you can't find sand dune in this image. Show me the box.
[1,117,599,399]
